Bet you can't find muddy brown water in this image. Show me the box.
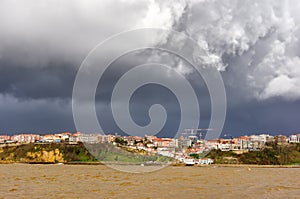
[0,164,299,198]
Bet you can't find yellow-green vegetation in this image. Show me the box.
[0,142,173,164]
[26,148,64,162]
[0,142,96,163]
[207,142,300,165]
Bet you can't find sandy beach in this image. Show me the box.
[0,164,299,199]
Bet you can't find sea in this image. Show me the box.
[0,164,299,198]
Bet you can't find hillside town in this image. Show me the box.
[0,131,300,165]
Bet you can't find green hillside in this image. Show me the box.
[207,142,300,165]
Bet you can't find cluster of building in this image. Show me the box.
[0,131,299,164]
[0,132,115,144]
[1,132,299,150]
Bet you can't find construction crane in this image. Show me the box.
[183,128,214,140]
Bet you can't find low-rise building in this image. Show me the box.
[0,135,11,143]
[275,135,287,143]
[288,134,300,143]
[197,158,214,165]
[12,134,40,143]
[77,133,99,143]
[153,138,174,148]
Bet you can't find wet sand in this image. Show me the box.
[0,164,299,198]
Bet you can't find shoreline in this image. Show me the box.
[209,163,300,168]
[1,161,300,168]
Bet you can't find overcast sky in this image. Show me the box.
[1,0,300,137]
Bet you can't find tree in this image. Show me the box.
[114,137,127,146]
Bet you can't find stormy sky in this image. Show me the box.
[1,0,300,137]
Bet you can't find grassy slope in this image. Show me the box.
[85,143,172,163]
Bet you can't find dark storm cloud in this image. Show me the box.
[222,98,300,137]
[95,51,212,136]
[0,95,75,134]
[0,59,76,100]
[1,0,300,136]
